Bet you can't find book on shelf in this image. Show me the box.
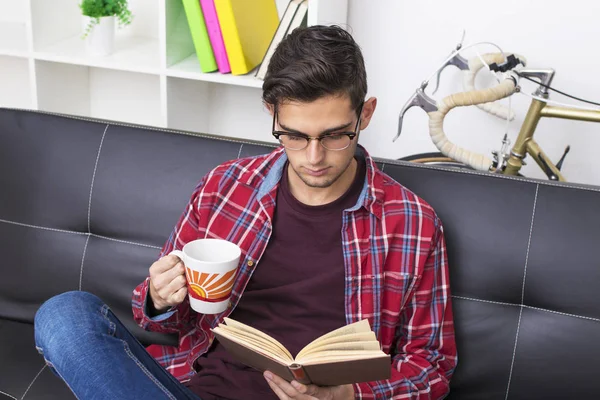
[199,0,231,74]
[214,0,279,75]
[256,0,309,80]
[211,317,391,386]
[182,0,218,73]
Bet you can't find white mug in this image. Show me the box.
[169,239,241,314]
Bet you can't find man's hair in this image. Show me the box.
[262,25,367,115]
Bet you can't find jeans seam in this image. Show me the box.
[100,305,117,336]
[100,304,176,399]
[121,339,177,400]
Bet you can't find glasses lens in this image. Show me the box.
[279,134,308,150]
[321,134,351,150]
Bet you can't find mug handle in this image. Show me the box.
[168,249,185,263]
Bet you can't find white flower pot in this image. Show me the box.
[82,16,115,57]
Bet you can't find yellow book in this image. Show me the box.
[214,0,279,75]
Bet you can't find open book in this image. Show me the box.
[211,318,391,386]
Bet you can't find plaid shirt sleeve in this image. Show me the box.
[353,216,457,399]
[131,177,208,335]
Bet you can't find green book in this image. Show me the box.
[182,0,218,73]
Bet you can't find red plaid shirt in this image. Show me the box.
[132,146,457,399]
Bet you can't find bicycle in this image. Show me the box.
[395,43,600,181]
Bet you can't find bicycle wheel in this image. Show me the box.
[399,152,473,170]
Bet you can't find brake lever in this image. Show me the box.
[432,52,469,95]
[393,85,438,142]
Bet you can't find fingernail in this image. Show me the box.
[264,371,273,381]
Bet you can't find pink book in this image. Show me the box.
[199,0,231,73]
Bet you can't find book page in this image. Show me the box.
[222,318,293,360]
[213,326,293,365]
[299,351,389,365]
[296,332,376,360]
[301,320,372,354]
[215,326,289,361]
[296,340,381,361]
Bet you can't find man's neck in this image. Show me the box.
[287,158,358,206]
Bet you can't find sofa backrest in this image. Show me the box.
[2,108,599,399]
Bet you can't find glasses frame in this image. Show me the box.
[272,102,365,151]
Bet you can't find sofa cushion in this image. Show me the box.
[0,319,74,399]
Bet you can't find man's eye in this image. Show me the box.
[286,135,304,141]
[327,134,345,140]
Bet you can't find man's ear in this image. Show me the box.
[359,97,377,131]
[265,103,275,117]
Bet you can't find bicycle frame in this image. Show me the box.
[505,98,600,181]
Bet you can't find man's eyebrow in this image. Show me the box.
[277,120,353,136]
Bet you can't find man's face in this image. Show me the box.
[273,95,364,191]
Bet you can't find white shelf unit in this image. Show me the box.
[0,0,348,141]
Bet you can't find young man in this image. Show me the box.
[34,25,456,399]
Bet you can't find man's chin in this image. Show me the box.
[299,174,334,189]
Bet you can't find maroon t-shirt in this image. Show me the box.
[186,157,366,399]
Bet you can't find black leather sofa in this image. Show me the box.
[2,107,600,399]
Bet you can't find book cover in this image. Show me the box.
[182,0,218,73]
[214,0,279,75]
[211,318,391,386]
[199,0,231,74]
[255,0,306,80]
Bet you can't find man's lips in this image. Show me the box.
[304,167,329,176]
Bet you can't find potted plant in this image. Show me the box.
[80,0,133,56]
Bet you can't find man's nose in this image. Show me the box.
[305,138,325,165]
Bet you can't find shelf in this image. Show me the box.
[34,34,160,75]
[36,60,163,127]
[0,56,33,109]
[166,54,263,88]
[166,76,273,141]
[0,21,29,57]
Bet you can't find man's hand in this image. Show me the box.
[148,255,188,312]
[264,371,354,400]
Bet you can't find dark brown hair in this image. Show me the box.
[262,25,367,115]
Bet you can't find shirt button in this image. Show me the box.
[247,260,254,267]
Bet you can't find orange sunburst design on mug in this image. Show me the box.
[185,267,237,303]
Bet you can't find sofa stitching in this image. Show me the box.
[20,364,46,400]
[1,107,277,149]
[453,295,600,323]
[5,107,600,194]
[237,144,244,159]
[0,218,87,236]
[4,108,600,194]
[377,157,600,194]
[0,390,17,400]
[505,183,538,400]
[88,125,108,233]
[90,234,162,250]
[78,235,90,291]
[0,219,160,250]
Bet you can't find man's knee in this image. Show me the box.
[34,291,104,350]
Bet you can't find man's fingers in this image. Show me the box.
[170,285,188,304]
[265,372,309,399]
[152,261,185,289]
[157,274,186,302]
[300,384,321,397]
[150,255,182,274]
[265,376,291,400]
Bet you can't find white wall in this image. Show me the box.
[348,0,600,185]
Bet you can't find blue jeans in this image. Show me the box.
[34,291,201,400]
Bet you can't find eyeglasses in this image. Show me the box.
[272,103,364,151]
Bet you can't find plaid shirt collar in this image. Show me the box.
[246,145,385,220]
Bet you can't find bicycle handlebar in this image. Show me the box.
[462,52,525,121]
[429,77,517,171]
